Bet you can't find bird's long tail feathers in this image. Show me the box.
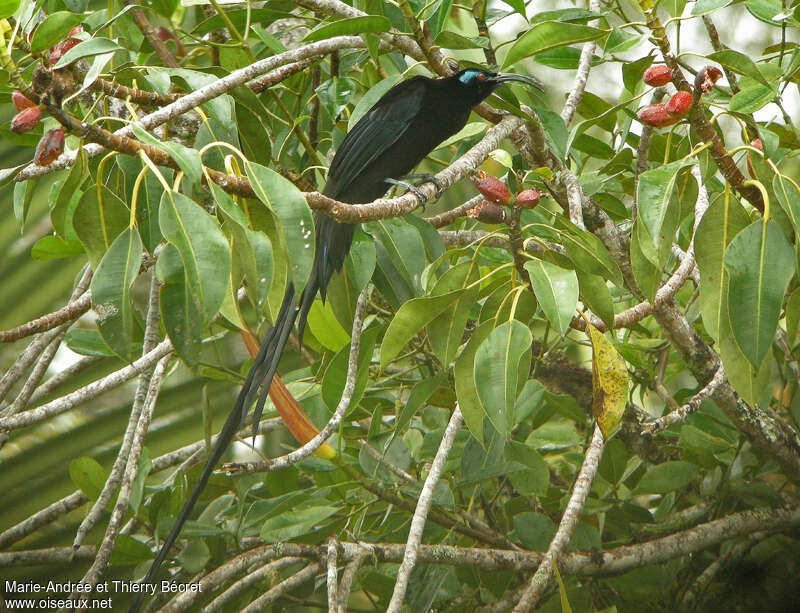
[130,283,299,613]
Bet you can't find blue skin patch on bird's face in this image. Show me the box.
[459,69,489,84]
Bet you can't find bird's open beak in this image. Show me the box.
[494,72,544,91]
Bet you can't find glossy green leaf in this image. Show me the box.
[131,124,202,189]
[576,271,615,330]
[159,191,230,322]
[708,50,770,87]
[427,262,480,367]
[72,185,130,268]
[29,11,84,53]
[304,16,390,42]
[90,227,143,361]
[54,37,122,69]
[30,236,84,260]
[455,320,494,444]
[502,22,608,69]
[51,150,88,238]
[636,160,693,267]
[109,535,153,565]
[366,218,426,307]
[260,503,339,541]
[65,328,115,357]
[0,0,20,19]
[556,219,624,286]
[474,320,533,437]
[380,290,464,370]
[245,162,314,290]
[661,0,688,17]
[773,175,800,237]
[599,438,628,484]
[729,84,775,113]
[786,287,800,347]
[505,441,549,496]
[525,260,578,336]
[156,243,203,366]
[321,324,380,413]
[69,457,107,500]
[634,461,697,494]
[694,195,750,341]
[724,220,794,367]
[307,299,350,351]
[690,0,734,15]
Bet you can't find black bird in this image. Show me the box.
[129,67,539,612]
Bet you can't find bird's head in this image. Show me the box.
[453,68,542,105]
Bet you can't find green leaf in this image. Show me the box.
[556,219,624,286]
[30,235,84,260]
[65,328,115,357]
[159,191,230,323]
[724,220,794,367]
[636,160,694,267]
[130,124,202,189]
[474,320,533,437]
[304,16,390,42]
[786,287,800,347]
[524,260,578,336]
[634,461,697,494]
[427,262,480,367]
[90,227,143,361]
[505,441,549,496]
[156,243,203,366]
[695,195,750,341]
[599,438,627,484]
[774,175,800,238]
[729,84,775,114]
[54,37,122,69]
[109,535,153,565]
[708,50,770,87]
[661,0,688,17]
[307,299,350,351]
[366,218,426,307]
[502,22,608,69]
[260,503,339,541]
[51,149,88,238]
[576,271,615,330]
[455,320,495,444]
[245,162,314,290]
[380,290,464,370]
[513,512,556,550]
[691,0,734,15]
[321,324,380,413]
[29,11,84,53]
[69,457,107,500]
[72,185,130,268]
[0,0,20,19]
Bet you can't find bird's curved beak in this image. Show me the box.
[493,72,543,91]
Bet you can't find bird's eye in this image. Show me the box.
[477,73,486,81]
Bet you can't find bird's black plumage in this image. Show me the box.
[129,67,538,613]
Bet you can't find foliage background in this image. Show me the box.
[1,0,800,612]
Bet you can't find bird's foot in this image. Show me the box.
[385,178,428,210]
[404,173,445,202]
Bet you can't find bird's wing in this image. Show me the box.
[326,77,427,200]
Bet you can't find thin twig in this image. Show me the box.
[239,562,321,613]
[386,404,463,612]
[201,557,305,612]
[74,273,161,548]
[643,364,726,434]
[0,292,91,343]
[513,424,605,611]
[560,0,599,126]
[327,536,339,612]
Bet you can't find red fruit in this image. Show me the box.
[515,188,543,209]
[34,129,65,166]
[10,106,42,133]
[467,200,507,224]
[666,91,692,116]
[471,170,511,205]
[643,65,671,87]
[49,38,80,66]
[695,66,723,94]
[637,103,679,128]
[68,26,83,37]
[750,138,763,151]
[12,91,35,111]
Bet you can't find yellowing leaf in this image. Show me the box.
[586,323,628,439]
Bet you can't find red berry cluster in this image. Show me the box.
[469,170,546,224]
[637,64,723,128]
